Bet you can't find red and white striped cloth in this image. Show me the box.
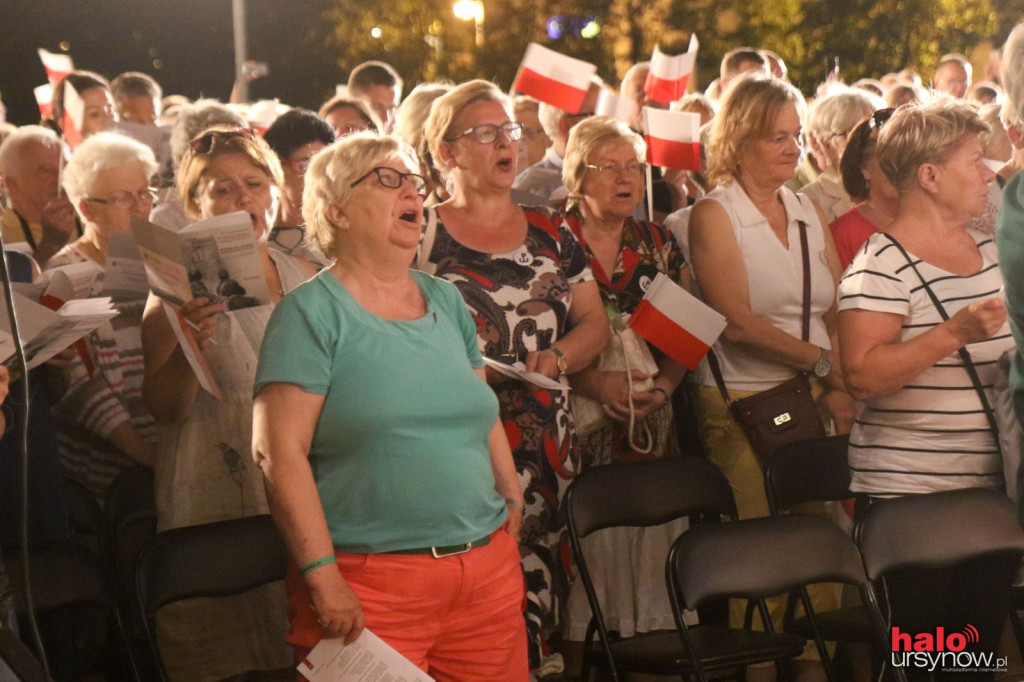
[512,43,596,113]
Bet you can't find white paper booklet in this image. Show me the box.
[0,293,117,369]
[297,629,435,681]
[131,211,269,308]
[32,261,103,300]
[103,232,150,300]
[482,356,570,391]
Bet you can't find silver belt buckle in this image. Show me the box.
[431,542,473,558]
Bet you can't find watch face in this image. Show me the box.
[814,358,831,378]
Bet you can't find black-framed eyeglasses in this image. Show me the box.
[585,161,648,176]
[85,187,158,209]
[445,122,523,144]
[350,167,427,194]
[869,108,895,132]
[189,128,257,155]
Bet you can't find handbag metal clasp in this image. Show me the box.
[773,412,792,426]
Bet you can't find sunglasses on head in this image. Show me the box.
[189,128,257,155]
[868,108,895,132]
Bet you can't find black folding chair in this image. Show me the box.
[763,435,874,651]
[133,514,290,682]
[566,456,738,682]
[668,513,873,682]
[857,488,1024,682]
[4,478,130,680]
[105,466,157,682]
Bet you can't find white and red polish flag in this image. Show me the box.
[628,273,726,370]
[37,49,74,86]
[62,81,85,149]
[595,88,632,122]
[642,108,701,171]
[644,34,699,104]
[511,43,596,114]
[34,84,54,119]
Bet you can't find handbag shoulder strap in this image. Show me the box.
[882,233,1003,455]
[797,219,811,343]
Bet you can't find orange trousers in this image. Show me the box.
[286,529,529,682]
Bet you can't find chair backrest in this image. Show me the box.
[857,487,1024,580]
[135,514,289,616]
[105,466,157,602]
[764,435,851,515]
[668,514,867,612]
[566,456,739,681]
[105,466,156,533]
[134,514,290,682]
[566,456,737,540]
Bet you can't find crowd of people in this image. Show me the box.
[2,27,1024,682]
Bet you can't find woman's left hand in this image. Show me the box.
[603,384,668,422]
[820,389,858,435]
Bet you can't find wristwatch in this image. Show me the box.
[813,348,832,378]
[550,347,568,376]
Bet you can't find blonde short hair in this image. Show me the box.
[876,100,989,193]
[424,80,512,182]
[706,75,806,187]
[562,116,645,210]
[177,125,284,219]
[394,82,452,187]
[62,131,158,205]
[302,133,419,260]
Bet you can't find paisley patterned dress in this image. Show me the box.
[420,205,592,669]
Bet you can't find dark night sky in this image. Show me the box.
[2,0,342,125]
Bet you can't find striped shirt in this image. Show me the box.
[837,230,1012,495]
[46,246,157,498]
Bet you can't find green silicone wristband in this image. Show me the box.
[299,555,337,576]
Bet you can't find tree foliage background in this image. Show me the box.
[318,0,1018,95]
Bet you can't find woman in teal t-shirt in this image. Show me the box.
[252,134,528,681]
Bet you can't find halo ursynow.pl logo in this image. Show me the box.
[890,625,1006,673]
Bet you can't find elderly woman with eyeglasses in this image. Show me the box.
[252,133,527,680]
[799,88,884,225]
[555,115,690,651]
[140,125,318,682]
[45,131,159,498]
[420,79,608,674]
[263,108,334,265]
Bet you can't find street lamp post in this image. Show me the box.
[232,0,248,102]
[452,0,485,47]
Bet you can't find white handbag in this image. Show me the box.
[570,312,659,453]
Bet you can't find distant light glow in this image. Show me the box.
[371,26,383,39]
[547,17,566,40]
[59,41,70,51]
[153,59,164,69]
[453,0,484,23]
[580,19,601,39]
